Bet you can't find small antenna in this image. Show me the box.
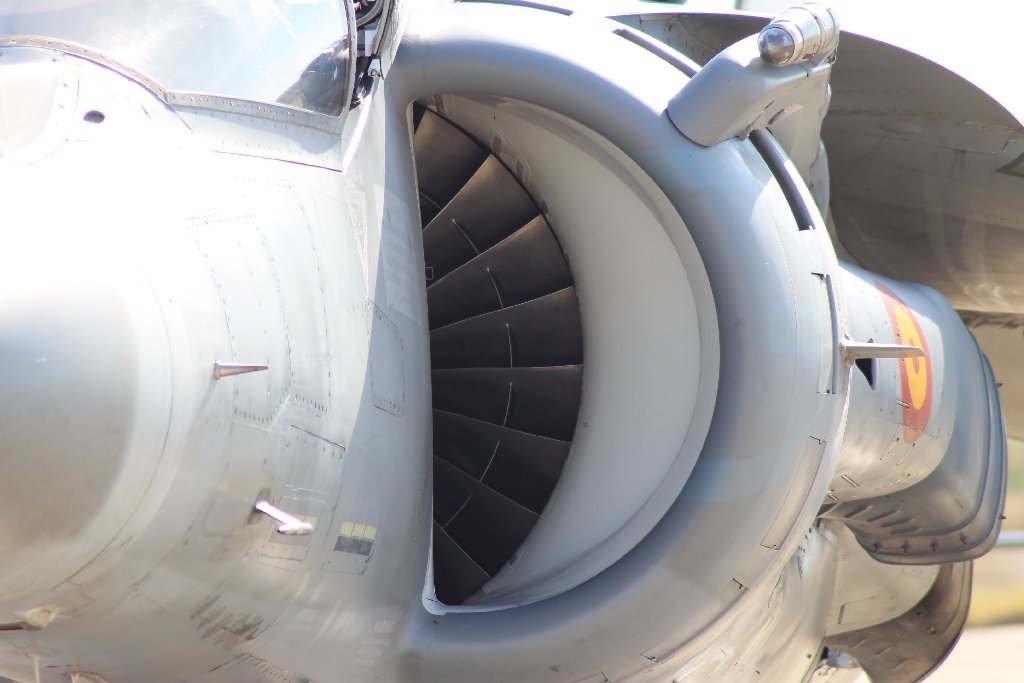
[213,361,270,379]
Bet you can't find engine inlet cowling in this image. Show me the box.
[386,4,1007,682]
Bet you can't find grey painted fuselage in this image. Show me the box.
[0,2,1010,682]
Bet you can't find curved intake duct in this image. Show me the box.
[384,3,1006,681]
[413,105,583,605]
[822,264,1007,564]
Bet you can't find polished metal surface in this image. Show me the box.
[757,2,839,66]
[757,26,797,65]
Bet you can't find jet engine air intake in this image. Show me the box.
[387,5,1005,680]
[404,82,722,612]
[413,105,583,605]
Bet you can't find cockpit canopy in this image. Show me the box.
[0,0,354,117]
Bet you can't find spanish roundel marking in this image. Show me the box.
[874,282,933,444]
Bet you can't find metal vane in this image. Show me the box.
[254,500,314,536]
[213,361,270,379]
[840,340,925,362]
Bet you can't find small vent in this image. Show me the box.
[855,357,875,387]
[413,105,583,604]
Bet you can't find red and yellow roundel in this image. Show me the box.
[874,282,933,444]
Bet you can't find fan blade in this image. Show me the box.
[416,106,585,604]
[432,522,492,605]
[443,476,539,576]
[427,216,573,330]
[422,155,539,283]
[414,110,489,224]
[432,366,582,441]
[430,288,583,369]
[433,455,478,526]
[433,410,570,513]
